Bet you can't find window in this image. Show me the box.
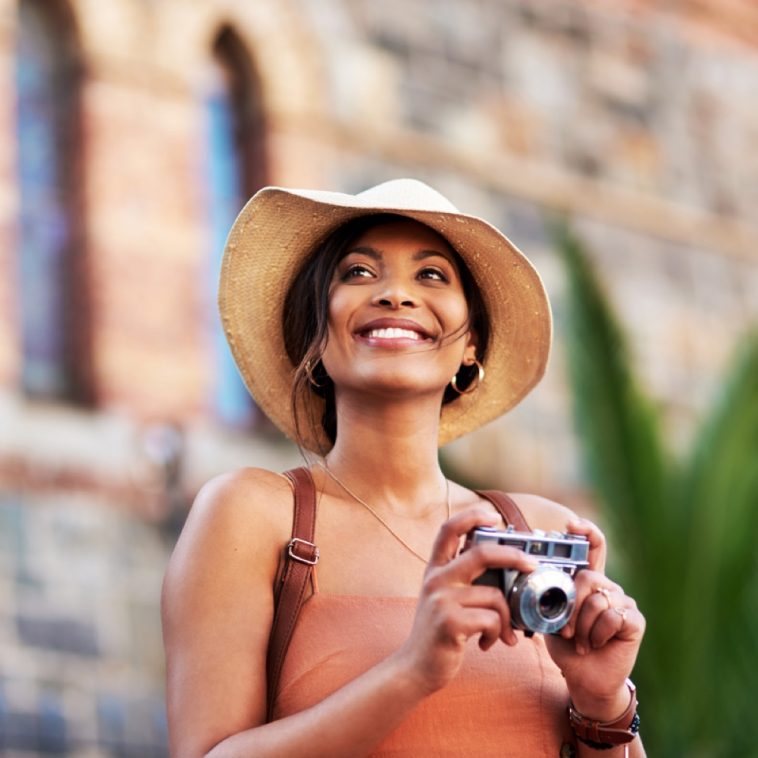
[15,0,90,403]
[204,28,267,427]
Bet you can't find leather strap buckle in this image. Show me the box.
[287,538,320,565]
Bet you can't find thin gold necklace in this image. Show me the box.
[317,461,451,564]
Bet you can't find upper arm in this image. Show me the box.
[161,468,292,757]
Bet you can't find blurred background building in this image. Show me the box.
[0,0,756,753]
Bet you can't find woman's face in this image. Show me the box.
[321,218,478,400]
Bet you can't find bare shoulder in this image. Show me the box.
[508,492,580,533]
[184,466,294,539]
[162,466,294,614]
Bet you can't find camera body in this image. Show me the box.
[464,526,590,635]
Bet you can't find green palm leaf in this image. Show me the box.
[554,219,758,757]
[553,219,671,556]
[674,333,758,751]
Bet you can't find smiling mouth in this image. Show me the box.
[364,327,426,341]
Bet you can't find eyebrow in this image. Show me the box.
[346,245,455,264]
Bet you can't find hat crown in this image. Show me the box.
[356,178,459,213]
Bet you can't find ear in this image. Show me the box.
[462,331,478,366]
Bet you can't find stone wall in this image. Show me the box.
[1,0,756,753]
[0,492,168,755]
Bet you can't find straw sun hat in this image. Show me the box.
[218,178,552,452]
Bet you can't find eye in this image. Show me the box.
[341,263,375,281]
[418,266,449,283]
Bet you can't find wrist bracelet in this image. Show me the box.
[568,679,640,750]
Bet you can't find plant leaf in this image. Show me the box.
[673,331,758,747]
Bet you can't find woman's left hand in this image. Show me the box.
[544,519,646,715]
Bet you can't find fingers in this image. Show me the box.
[574,599,632,653]
[566,518,606,572]
[428,506,500,567]
[442,584,518,647]
[562,571,644,655]
[421,507,544,650]
[455,542,539,584]
[428,539,539,592]
[428,506,539,581]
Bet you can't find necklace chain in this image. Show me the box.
[317,461,451,564]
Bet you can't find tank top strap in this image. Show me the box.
[267,466,319,721]
[475,489,531,531]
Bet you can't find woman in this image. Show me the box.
[162,179,645,756]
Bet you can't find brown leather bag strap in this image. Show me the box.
[266,467,319,722]
[475,489,531,531]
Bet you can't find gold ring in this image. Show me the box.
[613,606,628,630]
[593,586,612,609]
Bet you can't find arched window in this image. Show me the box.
[204,28,267,427]
[15,0,90,402]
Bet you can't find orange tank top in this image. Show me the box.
[273,592,575,756]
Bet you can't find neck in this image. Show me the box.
[321,390,448,518]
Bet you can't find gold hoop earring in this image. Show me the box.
[450,360,485,395]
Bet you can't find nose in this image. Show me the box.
[374,291,417,309]
[372,277,418,309]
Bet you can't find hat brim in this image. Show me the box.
[219,182,552,453]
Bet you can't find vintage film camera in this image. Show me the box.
[464,526,590,635]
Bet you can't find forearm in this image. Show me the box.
[205,651,428,758]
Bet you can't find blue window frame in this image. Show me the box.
[16,0,87,401]
[204,31,266,428]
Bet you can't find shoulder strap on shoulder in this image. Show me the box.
[266,466,319,722]
[475,489,531,531]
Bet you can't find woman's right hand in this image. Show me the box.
[394,507,540,695]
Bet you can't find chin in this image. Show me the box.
[358,371,448,397]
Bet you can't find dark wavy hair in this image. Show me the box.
[282,213,490,452]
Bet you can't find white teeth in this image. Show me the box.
[367,327,422,340]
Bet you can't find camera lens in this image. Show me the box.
[509,566,577,634]
[538,587,568,620]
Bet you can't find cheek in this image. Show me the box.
[326,289,351,334]
[324,287,362,350]
[441,293,470,333]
